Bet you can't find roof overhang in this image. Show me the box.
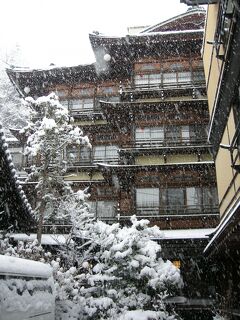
[180,0,219,4]
[204,196,240,257]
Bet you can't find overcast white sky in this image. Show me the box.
[0,0,190,68]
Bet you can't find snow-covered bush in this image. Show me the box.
[55,215,183,320]
[1,213,182,319]
[213,314,226,320]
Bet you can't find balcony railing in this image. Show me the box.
[225,120,240,173]
[122,137,209,149]
[120,79,206,95]
[67,156,120,167]
[135,205,219,217]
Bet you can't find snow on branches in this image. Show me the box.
[55,215,183,320]
[20,93,91,242]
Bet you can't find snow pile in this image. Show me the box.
[118,310,176,320]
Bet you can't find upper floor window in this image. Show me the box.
[134,73,162,86]
[70,98,94,112]
[193,70,205,82]
[135,127,164,141]
[67,145,91,165]
[79,87,94,96]
[93,145,118,163]
[135,186,218,215]
[88,200,117,218]
[136,188,159,208]
[135,125,207,144]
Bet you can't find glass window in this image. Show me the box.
[193,70,205,82]
[178,72,192,83]
[136,188,159,208]
[105,145,118,160]
[135,127,151,140]
[96,201,116,218]
[134,74,149,86]
[134,73,161,86]
[67,147,79,161]
[67,146,91,164]
[79,146,91,164]
[167,188,184,207]
[182,126,190,141]
[151,127,164,140]
[149,73,162,84]
[94,146,105,161]
[135,127,164,141]
[79,87,94,96]
[203,187,219,208]
[11,153,22,168]
[186,187,202,208]
[163,72,177,84]
[88,201,97,214]
[165,126,181,141]
[70,98,94,112]
[60,99,69,107]
[93,145,118,163]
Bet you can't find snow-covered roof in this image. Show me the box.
[11,233,73,245]
[140,8,205,34]
[161,228,215,240]
[0,254,52,278]
[0,123,35,231]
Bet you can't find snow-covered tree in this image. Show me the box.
[0,46,29,135]
[21,93,90,243]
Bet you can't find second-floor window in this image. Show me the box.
[135,127,164,141]
[67,146,91,164]
[93,145,119,163]
[88,200,117,218]
[71,98,94,112]
[136,186,218,214]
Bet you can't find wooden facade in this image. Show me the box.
[5,7,224,315]
[6,8,220,231]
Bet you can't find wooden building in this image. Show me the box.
[6,8,221,314]
[182,0,240,317]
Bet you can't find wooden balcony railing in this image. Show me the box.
[122,137,209,149]
[135,205,219,217]
[120,80,206,94]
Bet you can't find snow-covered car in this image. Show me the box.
[0,255,55,320]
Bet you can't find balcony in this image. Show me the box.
[121,137,209,149]
[120,71,206,100]
[135,205,219,218]
[68,156,120,167]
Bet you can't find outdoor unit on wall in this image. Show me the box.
[180,0,219,4]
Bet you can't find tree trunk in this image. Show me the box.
[37,199,45,244]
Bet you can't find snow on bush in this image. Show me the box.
[213,315,226,320]
[54,214,182,320]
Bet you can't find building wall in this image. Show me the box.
[203,1,239,220]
